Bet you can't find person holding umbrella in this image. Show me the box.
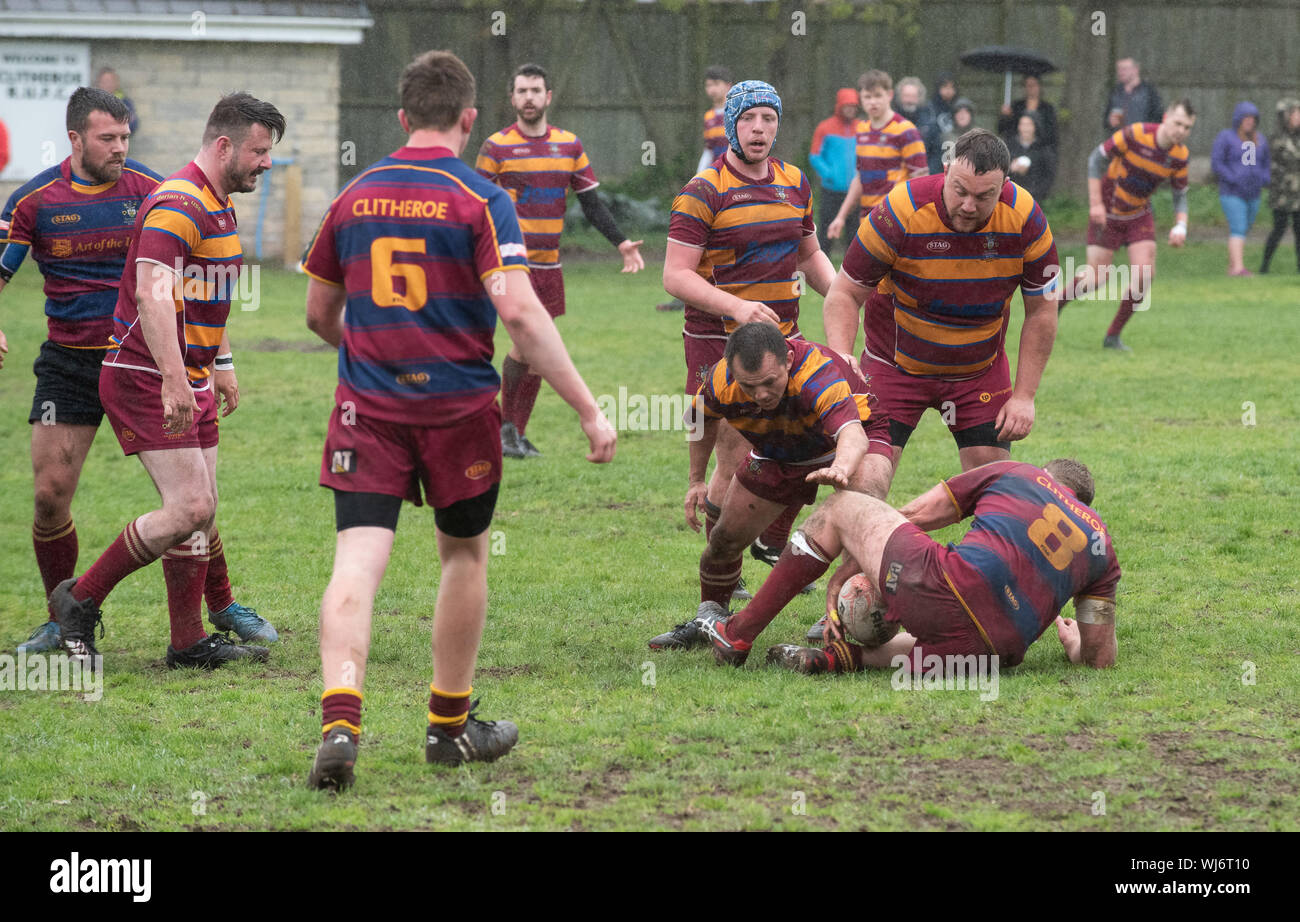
[998,74,1058,149]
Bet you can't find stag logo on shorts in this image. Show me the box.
[926,239,950,252]
[884,560,903,594]
[330,450,355,474]
[465,460,492,480]
[121,427,135,442]
[51,239,73,258]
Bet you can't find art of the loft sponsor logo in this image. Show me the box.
[49,853,151,902]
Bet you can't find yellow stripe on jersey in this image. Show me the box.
[156,177,227,214]
[716,280,799,303]
[184,322,225,348]
[144,206,202,249]
[518,217,565,234]
[812,379,854,420]
[707,202,805,231]
[898,353,995,377]
[894,309,1003,347]
[488,155,585,174]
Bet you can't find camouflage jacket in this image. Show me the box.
[1270,98,1300,212]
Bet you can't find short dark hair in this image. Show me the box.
[400,50,476,131]
[857,70,892,93]
[953,128,1010,175]
[724,322,788,373]
[1166,97,1196,118]
[1044,458,1095,505]
[202,92,286,147]
[704,65,732,84]
[66,87,129,134]
[509,63,549,94]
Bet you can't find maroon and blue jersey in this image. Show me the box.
[843,173,1058,379]
[941,461,1121,659]
[0,157,161,349]
[301,145,529,426]
[693,339,872,464]
[104,161,242,388]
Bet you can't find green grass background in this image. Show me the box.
[1,222,1297,830]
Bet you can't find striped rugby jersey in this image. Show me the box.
[668,157,816,339]
[939,460,1121,662]
[104,161,240,388]
[1099,122,1190,218]
[703,107,728,160]
[693,338,870,465]
[302,145,529,426]
[853,113,928,215]
[475,124,598,269]
[0,158,161,348]
[843,173,1058,379]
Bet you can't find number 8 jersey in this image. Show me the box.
[301,144,529,425]
[939,460,1121,656]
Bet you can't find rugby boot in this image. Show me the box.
[16,620,62,654]
[209,601,278,643]
[426,701,519,765]
[50,578,103,667]
[307,728,358,791]
[694,602,750,667]
[166,632,270,669]
[766,643,832,675]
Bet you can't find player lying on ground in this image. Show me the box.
[302,51,615,792]
[49,92,286,670]
[648,321,892,651]
[691,458,1118,672]
[665,80,838,602]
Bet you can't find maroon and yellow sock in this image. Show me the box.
[823,639,865,674]
[203,530,234,614]
[429,685,472,739]
[322,688,362,740]
[162,538,209,651]
[33,518,78,612]
[759,502,802,551]
[75,517,158,608]
[1107,295,1137,337]
[728,534,833,645]
[702,499,722,543]
[700,556,743,607]
[501,355,524,427]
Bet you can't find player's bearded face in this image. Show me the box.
[75,111,130,184]
[223,124,274,194]
[943,158,1004,232]
[511,77,551,127]
[735,108,778,162]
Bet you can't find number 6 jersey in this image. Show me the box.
[301,145,529,425]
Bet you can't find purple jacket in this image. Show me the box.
[1213,101,1271,199]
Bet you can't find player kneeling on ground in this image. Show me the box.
[648,321,892,651]
[302,50,615,791]
[697,459,1119,672]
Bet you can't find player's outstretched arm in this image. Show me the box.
[576,189,643,272]
[796,233,836,298]
[997,292,1056,442]
[822,271,870,363]
[135,261,199,433]
[806,422,869,489]
[305,278,347,348]
[898,482,963,532]
[490,270,615,463]
[663,240,779,326]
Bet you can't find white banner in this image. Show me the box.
[0,41,90,182]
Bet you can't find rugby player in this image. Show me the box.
[1,88,274,654]
[665,79,837,606]
[647,323,892,651]
[698,65,733,172]
[1056,100,1195,351]
[476,63,643,459]
[826,69,928,241]
[720,459,1120,674]
[302,51,615,791]
[48,92,286,669]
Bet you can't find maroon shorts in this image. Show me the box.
[864,351,1011,439]
[319,401,502,508]
[1087,210,1155,250]
[100,367,219,455]
[877,522,1008,667]
[734,454,821,507]
[683,332,725,395]
[530,267,565,319]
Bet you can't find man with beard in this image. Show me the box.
[49,92,286,670]
[1,88,275,653]
[477,63,644,459]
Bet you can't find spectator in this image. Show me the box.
[96,67,139,135]
[896,76,935,148]
[809,87,860,255]
[1261,97,1300,274]
[1005,112,1057,201]
[998,74,1058,149]
[934,97,976,169]
[1105,58,1163,132]
[926,72,958,173]
[1212,101,1271,276]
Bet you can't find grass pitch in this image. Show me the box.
[1,233,1297,831]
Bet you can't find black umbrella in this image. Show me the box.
[960,45,1058,107]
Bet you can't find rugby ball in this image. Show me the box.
[836,574,898,648]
